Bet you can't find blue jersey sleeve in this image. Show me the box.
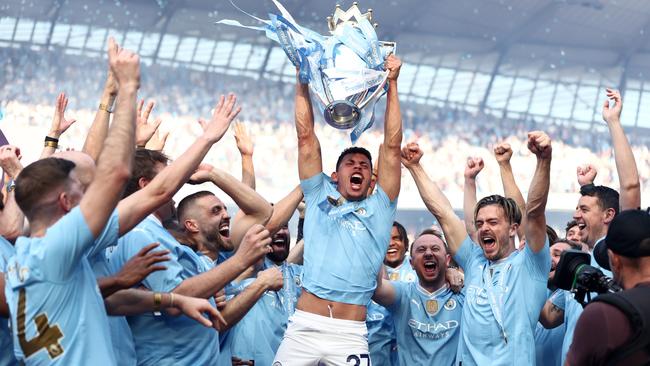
[300,173,328,206]
[523,236,551,282]
[550,289,567,310]
[114,229,184,292]
[86,209,120,259]
[453,235,480,274]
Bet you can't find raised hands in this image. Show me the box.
[48,92,77,138]
[494,142,513,165]
[257,267,284,292]
[576,164,597,186]
[602,88,622,124]
[234,121,254,156]
[135,100,163,146]
[198,94,241,144]
[0,145,23,179]
[464,157,484,180]
[171,293,227,330]
[115,243,169,289]
[400,142,424,169]
[145,128,170,152]
[107,36,140,90]
[385,54,402,81]
[188,163,215,185]
[234,224,272,267]
[527,131,552,160]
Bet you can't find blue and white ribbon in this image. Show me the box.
[217,0,394,143]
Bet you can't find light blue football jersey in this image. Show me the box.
[217,250,233,265]
[453,235,551,365]
[224,258,303,365]
[89,246,137,366]
[387,282,463,366]
[300,173,397,305]
[386,259,417,283]
[534,290,565,366]
[534,322,565,366]
[367,300,397,366]
[0,237,18,366]
[4,207,119,365]
[111,215,219,366]
[550,289,583,365]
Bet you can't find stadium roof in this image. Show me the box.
[3,0,650,129]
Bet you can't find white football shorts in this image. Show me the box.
[273,309,371,366]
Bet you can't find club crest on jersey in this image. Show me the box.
[355,207,367,216]
[425,300,439,315]
[294,276,302,287]
[444,298,457,311]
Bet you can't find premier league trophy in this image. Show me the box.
[218,1,396,143]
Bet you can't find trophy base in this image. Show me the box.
[324,101,361,130]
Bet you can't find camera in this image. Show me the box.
[551,250,622,306]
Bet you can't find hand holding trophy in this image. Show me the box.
[218,1,396,143]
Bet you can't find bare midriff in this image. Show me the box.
[296,289,367,321]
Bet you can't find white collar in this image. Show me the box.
[416,282,449,298]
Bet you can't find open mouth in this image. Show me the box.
[219,222,230,238]
[350,173,363,190]
[386,248,398,255]
[423,260,438,274]
[577,223,586,232]
[481,236,496,250]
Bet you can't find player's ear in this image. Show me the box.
[331,171,338,183]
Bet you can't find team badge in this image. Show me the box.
[389,272,399,281]
[405,273,417,282]
[444,298,457,311]
[355,207,367,215]
[425,300,439,315]
[294,276,302,287]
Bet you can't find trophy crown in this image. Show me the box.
[327,3,374,33]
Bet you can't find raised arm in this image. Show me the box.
[266,185,303,235]
[40,93,77,159]
[372,267,397,307]
[0,146,24,240]
[218,267,283,331]
[80,38,138,238]
[234,122,256,189]
[401,142,466,255]
[576,164,597,187]
[524,131,552,253]
[377,55,403,201]
[188,164,273,247]
[135,100,163,149]
[294,74,322,180]
[82,58,119,162]
[463,157,483,240]
[172,224,272,298]
[494,143,527,241]
[602,88,640,210]
[117,94,240,235]
[539,299,565,329]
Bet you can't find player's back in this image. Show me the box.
[5,240,114,365]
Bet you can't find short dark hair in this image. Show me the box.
[123,149,169,198]
[474,194,521,226]
[552,238,583,250]
[392,221,409,250]
[580,184,620,216]
[15,158,76,220]
[565,219,579,234]
[335,147,372,171]
[411,227,447,255]
[546,225,559,245]
[177,191,215,223]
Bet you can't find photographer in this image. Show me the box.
[566,209,650,365]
